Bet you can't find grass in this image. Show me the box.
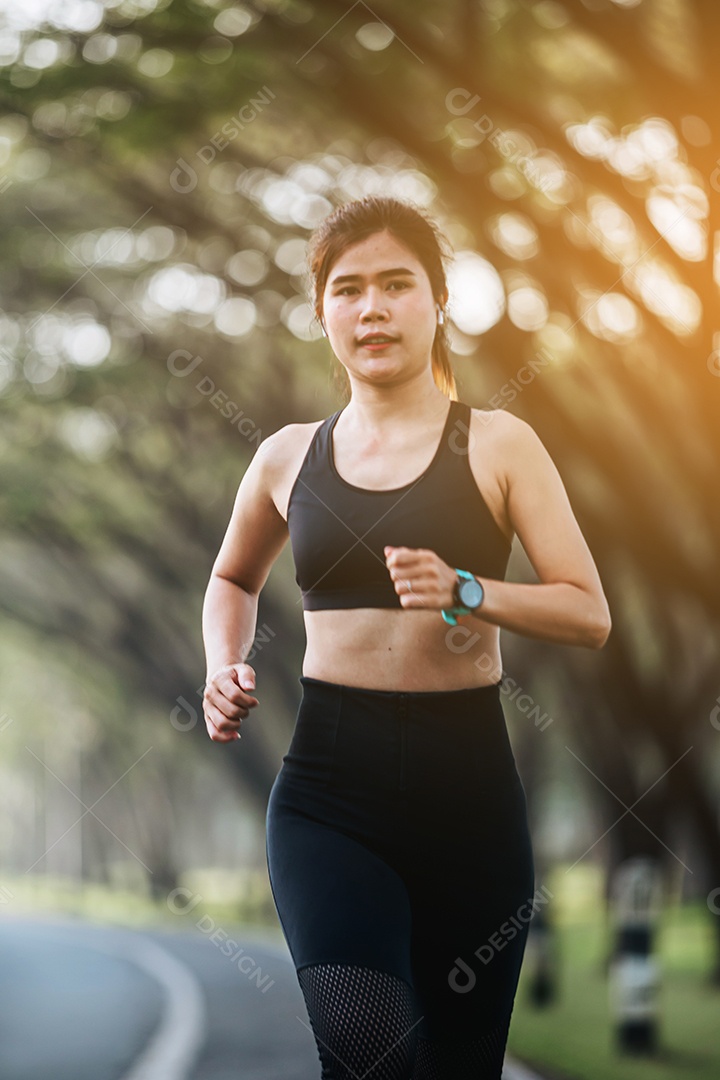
[0,867,282,934]
[507,869,720,1080]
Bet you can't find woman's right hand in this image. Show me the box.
[203,663,259,743]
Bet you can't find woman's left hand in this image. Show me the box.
[383,546,456,610]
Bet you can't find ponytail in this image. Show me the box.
[431,325,458,401]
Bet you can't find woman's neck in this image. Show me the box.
[342,382,450,434]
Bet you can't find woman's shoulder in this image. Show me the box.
[467,405,536,441]
[467,403,523,423]
[465,407,544,495]
[255,417,334,522]
[255,416,329,473]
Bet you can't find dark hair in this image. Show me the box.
[305,195,457,402]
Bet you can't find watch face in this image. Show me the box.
[458,577,484,608]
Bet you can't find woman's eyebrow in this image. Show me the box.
[329,267,417,286]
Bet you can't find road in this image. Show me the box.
[0,914,547,1079]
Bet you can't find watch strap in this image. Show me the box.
[441,568,476,625]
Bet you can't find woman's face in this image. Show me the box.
[320,229,445,388]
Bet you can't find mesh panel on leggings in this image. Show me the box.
[412,1018,511,1080]
[297,962,421,1079]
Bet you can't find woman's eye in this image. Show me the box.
[335,281,409,296]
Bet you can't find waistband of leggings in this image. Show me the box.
[298,674,503,702]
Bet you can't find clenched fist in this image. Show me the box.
[383,545,457,610]
[203,663,259,743]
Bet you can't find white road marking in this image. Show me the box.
[2,917,207,1080]
[117,934,207,1080]
[502,1057,547,1079]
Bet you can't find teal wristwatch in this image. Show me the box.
[441,568,485,625]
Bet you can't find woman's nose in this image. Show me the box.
[359,288,389,320]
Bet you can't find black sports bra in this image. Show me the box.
[286,398,512,610]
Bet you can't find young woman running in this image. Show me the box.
[201,196,611,1079]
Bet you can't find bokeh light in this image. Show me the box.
[447,251,506,335]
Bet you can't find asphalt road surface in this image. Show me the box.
[0,914,546,1079]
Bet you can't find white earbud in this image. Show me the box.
[436,304,445,326]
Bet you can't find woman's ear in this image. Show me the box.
[436,290,448,325]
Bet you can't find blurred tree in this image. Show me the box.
[0,0,718,954]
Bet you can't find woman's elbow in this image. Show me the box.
[588,603,612,648]
[570,586,611,648]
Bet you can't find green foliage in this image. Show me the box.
[511,901,719,1080]
[1,4,719,982]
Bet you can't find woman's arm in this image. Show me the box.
[467,579,609,647]
[201,430,290,740]
[385,410,610,648]
[202,579,261,679]
[468,412,611,648]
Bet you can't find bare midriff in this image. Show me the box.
[301,608,502,691]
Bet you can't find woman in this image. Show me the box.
[201,196,611,1079]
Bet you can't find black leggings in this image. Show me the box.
[266,675,535,1079]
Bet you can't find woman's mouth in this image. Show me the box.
[358,335,398,351]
